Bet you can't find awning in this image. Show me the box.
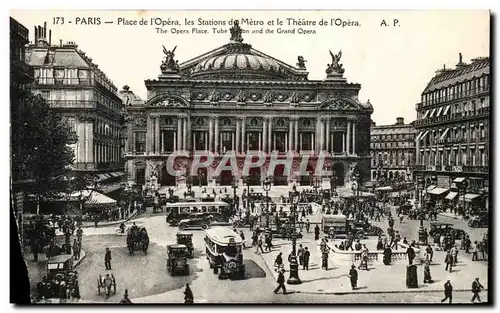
[426,185,436,192]
[443,105,451,115]
[97,174,107,181]
[69,190,117,206]
[427,187,448,196]
[416,131,424,141]
[453,177,466,183]
[436,107,444,117]
[439,128,450,140]
[429,108,437,118]
[420,130,430,140]
[422,110,430,119]
[375,186,393,191]
[461,193,481,202]
[445,192,458,200]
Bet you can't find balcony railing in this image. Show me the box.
[415,107,489,127]
[46,100,97,109]
[33,78,92,86]
[463,165,489,173]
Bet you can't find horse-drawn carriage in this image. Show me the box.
[126,226,149,255]
[97,273,117,298]
[36,254,80,301]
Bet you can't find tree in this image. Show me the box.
[11,90,76,213]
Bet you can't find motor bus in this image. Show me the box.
[204,227,245,279]
[166,201,230,225]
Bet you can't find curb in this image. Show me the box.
[73,250,86,268]
[438,213,463,221]
[296,288,488,296]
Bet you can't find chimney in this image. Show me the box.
[371,121,376,127]
[396,117,404,125]
[456,52,467,69]
[35,23,51,48]
[34,26,38,44]
[435,63,453,76]
[49,29,52,45]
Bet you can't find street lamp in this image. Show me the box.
[287,189,302,285]
[416,177,427,245]
[459,180,468,217]
[232,177,238,214]
[262,177,271,214]
[186,176,192,197]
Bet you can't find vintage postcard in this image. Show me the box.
[10,10,490,304]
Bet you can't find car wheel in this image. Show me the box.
[202,224,209,230]
[178,224,186,231]
[355,231,365,239]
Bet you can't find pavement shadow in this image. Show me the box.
[301,274,348,283]
[239,259,267,280]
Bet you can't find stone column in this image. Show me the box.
[294,118,299,152]
[183,116,188,152]
[132,130,136,153]
[204,132,208,151]
[126,122,133,153]
[241,117,246,153]
[146,116,153,154]
[326,118,330,153]
[209,117,214,153]
[352,120,356,155]
[319,118,325,152]
[214,117,219,154]
[235,119,240,153]
[87,118,94,163]
[155,116,160,154]
[342,133,346,153]
[268,117,272,152]
[346,119,351,154]
[331,131,334,153]
[161,131,165,152]
[258,132,262,151]
[186,116,192,151]
[288,119,294,151]
[285,133,288,150]
[177,117,182,151]
[262,119,268,153]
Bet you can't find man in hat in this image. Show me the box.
[119,289,132,303]
[470,277,484,303]
[184,283,194,303]
[104,247,112,270]
[303,247,310,270]
[423,260,433,283]
[441,279,453,304]
[348,264,358,290]
[274,269,287,294]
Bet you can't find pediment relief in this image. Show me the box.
[319,98,360,110]
[146,93,190,107]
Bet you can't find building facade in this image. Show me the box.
[124,23,373,188]
[11,17,34,219]
[25,23,124,178]
[413,54,490,207]
[370,117,416,181]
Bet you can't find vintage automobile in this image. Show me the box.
[176,231,194,258]
[166,244,190,276]
[321,215,365,239]
[205,227,245,279]
[178,213,212,231]
[350,219,384,237]
[428,222,465,240]
[468,212,488,228]
[97,273,116,298]
[47,254,74,279]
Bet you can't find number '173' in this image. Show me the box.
[53,17,65,25]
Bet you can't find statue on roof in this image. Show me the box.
[326,50,345,75]
[230,20,244,43]
[161,45,178,73]
[296,56,307,69]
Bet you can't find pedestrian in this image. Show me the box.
[425,244,434,263]
[321,247,330,270]
[274,252,284,272]
[184,283,194,303]
[388,217,394,229]
[441,279,453,304]
[306,219,310,233]
[76,227,83,243]
[470,277,484,303]
[104,247,112,270]
[31,239,39,263]
[297,244,304,266]
[376,236,383,251]
[274,269,287,294]
[444,250,453,273]
[303,247,310,270]
[452,245,458,265]
[423,228,429,244]
[255,235,264,254]
[239,231,246,249]
[406,244,415,266]
[249,218,254,232]
[348,264,358,290]
[479,241,486,261]
[465,235,471,254]
[383,245,392,265]
[73,239,81,260]
[314,225,320,241]
[423,260,433,283]
[265,234,273,251]
[354,240,362,251]
[471,241,478,261]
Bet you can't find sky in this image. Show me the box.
[10,10,490,125]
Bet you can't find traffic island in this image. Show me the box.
[259,237,488,295]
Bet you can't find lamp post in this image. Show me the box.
[186,176,192,197]
[232,177,238,214]
[459,181,468,217]
[416,177,427,245]
[263,177,271,214]
[287,189,302,285]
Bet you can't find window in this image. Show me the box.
[135,132,146,152]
